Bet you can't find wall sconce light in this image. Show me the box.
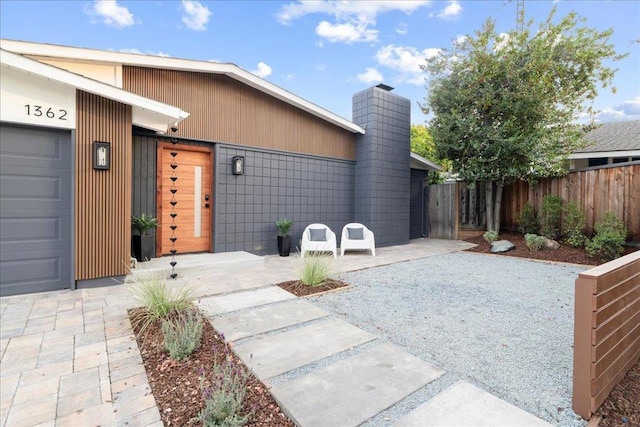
[93,141,111,170]
[232,156,244,175]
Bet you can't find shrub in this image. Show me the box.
[483,230,498,244]
[298,252,335,287]
[275,218,293,236]
[564,202,588,248]
[192,359,249,427]
[131,213,159,235]
[129,273,195,334]
[525,234,546,251]
[586,212,627,262]
[539,195,563,239]
[161,309,203,361]
[517,203,538,235]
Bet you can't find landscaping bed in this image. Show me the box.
[130,307,294,427]
[595,360,640,427]
[463,231,637,265]
[276,278,349,297]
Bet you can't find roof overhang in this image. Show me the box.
[1,48,189,133]
[410,152,442,171]
[568,149,640,160]
[0,39,364,135]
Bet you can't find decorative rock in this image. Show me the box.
[542,238,560,250]
[491,240,515,253]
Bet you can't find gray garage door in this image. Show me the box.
[0,125,73,296]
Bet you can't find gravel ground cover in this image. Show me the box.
[308,251,589,427]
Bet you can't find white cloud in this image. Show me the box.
[117,48,170,57]
[87,0,135,28]
[396,23,408,35]
[375,44,440,85]
[494,32,510,51]
[316,21,377,44]
[593,97,640,122]
[436,1,462,20]
[453,34,467,47]
[181,0,211,32]
[251,62,272,78]
[357,67,384,84]
[277,1,430,44]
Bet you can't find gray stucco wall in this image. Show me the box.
[215,145,355,255]
[352,86,411,247]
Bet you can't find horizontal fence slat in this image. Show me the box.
[591,336,640,393]
[593,317,640,363]
[594,272,640,308]
[592,323,640,377]
[593,289,640,328]
[593,301,640,343]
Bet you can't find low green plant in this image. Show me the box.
[525,234,546,251]
[539,195,563,239]
[129,273,195,334]
[564,202,588,248]
[162,309,203,361]
[132,213,159,235]
[483,230,498,244]
[192,359,249,427]
[517,203,538,236]
[275,218,293,236]
[298,252,335,287]
[586,212,627,262]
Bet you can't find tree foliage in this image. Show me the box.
[422,7,625,231]
[410,125,452,172]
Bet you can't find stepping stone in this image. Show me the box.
[233,317,375,380]
[394,380,552,427]
[271,342,445,427]
[211,299,329,342]
[197,287,294,316]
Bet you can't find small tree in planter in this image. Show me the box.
[275,218,293,257]
[132,213,159,262]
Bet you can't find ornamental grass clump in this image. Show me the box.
[525,234,546,251]
[298,251,335,287]
[161,308,203,361]
[586,212,627,262]
[129,273,196,335]
[483,230,498,244]
[192,358,249,427]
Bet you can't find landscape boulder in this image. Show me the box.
[542,238,561,250]
[491,240,515,253]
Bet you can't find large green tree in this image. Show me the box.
[422,7,625,232]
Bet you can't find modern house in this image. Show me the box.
[0,40,438,296]
[568,120,640,170]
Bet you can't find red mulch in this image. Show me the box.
[130,308,294,427]
[463,231,638,266]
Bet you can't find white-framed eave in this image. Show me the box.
[410,152,442,171]
[568,149,640,160]
[0,39,365,135]
[1,48,189,133]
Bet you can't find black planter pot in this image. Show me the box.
[277,235,291,257]
[133,234,154,262]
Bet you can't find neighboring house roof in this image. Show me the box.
[0,39,365,135]
[410,152,442,171]
[1,48,189,133]
[569,120,640,159]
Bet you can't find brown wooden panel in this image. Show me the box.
[591,335,640,388]
[591,347,640,415]
[593,286,640,328]
[123,67,355,160]
[594,272,640,307]
[75,91,132,280]
[593,300,640,343]
[593,314,640,362]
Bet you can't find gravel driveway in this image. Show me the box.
[308,251,589,427]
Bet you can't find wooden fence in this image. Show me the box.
[428,182,458,239]
[501,164,640,243]
[573,251,640,418]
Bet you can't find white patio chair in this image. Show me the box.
[340,223,376,256]
[301,224,337,258]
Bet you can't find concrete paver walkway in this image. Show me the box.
[1,238,551,426]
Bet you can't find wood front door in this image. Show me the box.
[157,144,213,256]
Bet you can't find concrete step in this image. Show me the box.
[271,342,445,427]
[394,380,552,427]
[197,287,295,316]
[233,317,376,380]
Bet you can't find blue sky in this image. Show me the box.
[1,0,638,125]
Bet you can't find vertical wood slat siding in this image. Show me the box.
[573,251,640,419]
[123,67,355,160]
[501,165,640,243]
[76,91,132,280]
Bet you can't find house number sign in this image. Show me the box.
[24,104,68,121]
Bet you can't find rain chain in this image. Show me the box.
[169,138,179,279]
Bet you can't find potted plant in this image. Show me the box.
[132,213,159,262]
[275,218,293,257]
